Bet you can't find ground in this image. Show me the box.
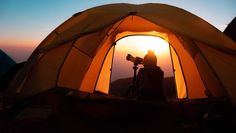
[0,89,235,133]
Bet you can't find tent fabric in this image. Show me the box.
[95,46,115,93]
[168,34,207,99]
[19,42,73,97]
[197,43,236,102]
[169,46,187,98]
[7,3,236,105]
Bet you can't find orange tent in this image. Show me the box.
[7,3,236,105]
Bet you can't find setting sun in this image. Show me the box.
[130,36,169,54]
[136,36,169,54]
[116,35,169,54]
[116,35,170,56]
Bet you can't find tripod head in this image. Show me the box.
[126,54,143,66]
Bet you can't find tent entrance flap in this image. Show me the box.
[95,46,115,93]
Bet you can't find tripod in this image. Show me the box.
[126,63,139,99]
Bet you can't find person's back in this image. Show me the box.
[136,50,165,101]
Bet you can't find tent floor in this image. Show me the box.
[1,88,235,133]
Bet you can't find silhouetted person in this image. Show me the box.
[136,50,165,101]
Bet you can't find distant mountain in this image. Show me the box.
[109,77,133,97]
[0,62,25,92]
[224,17,236,42]
[0,49,16,78]
[109,76,177,100]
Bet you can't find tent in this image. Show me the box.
[7,3,236,105]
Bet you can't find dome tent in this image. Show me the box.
[7,3,236,105]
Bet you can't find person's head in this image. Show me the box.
[143,50,157,68]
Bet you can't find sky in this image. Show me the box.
[0,0,235,63]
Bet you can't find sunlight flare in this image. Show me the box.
[135,36,169,54]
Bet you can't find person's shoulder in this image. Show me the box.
[155,66,164,73]
[155,66,161,70]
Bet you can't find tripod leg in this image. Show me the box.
[125,86,132,98]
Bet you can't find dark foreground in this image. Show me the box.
[1,88,235,133]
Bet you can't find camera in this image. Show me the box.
[126,54,143,65]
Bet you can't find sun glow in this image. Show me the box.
[116,35,170,57]
[135,36,169,54]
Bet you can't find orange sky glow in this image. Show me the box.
[0,39,38,63]
[0,33,43,62]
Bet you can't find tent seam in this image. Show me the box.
[55,40,77,88]
[91,17,127,92]
[196,44,230,100]
[37,13,134,53]
[168,42,189,99]
[73,46,93,58]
